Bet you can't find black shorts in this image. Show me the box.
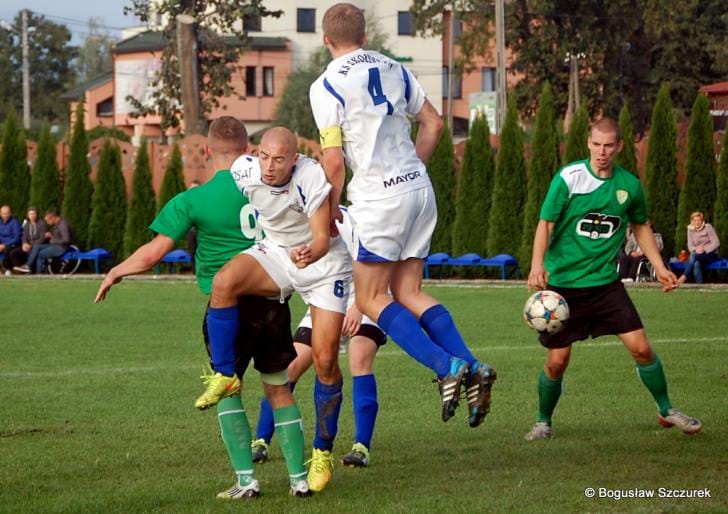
[538,280,644,349]
[202,296,296,376]
[293,324,387,348]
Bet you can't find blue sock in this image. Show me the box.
[377,302,451,377]
[352,374,378,449]
[420,304,477,366]
[313,377,343,451]
[207,306,239,376]
[256,382,296,443]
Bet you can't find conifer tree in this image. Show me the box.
[519,82,560,274]
[616,103,639,176]
[158,143,185,211]
[713,130,728,251]
[675,94,716,252]
[62,101,94,247]
[452,115,494,257]
[487,102,526,257]
[30,123,62,214]
[645,84,679,257]
[88,140,127,259]
[0,112,30,214]
[428,120,456,254]
[123,141,156,257]
[564,104,589,164]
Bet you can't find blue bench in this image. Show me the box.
[669,257,728,272]
[155,249,192,274]
[424,252,519,280]
[63,247,114,274]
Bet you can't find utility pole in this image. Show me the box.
[176,14,204,135]
[494,0,506,133]
[446,5,455,137]
[21,9,30,130]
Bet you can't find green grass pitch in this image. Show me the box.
[1,278,726,513]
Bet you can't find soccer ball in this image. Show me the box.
[523,290,570,334]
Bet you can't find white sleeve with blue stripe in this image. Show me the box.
[309,76,344,130]
[401,64,426,116]
[295,157,332,218]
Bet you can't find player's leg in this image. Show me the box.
[619,329,702,434]
[254,341,313,463]
[342,328,381,468]
[525,346,572,441]
[307,305,345,492]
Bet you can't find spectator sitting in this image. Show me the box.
[0,204,23,275]
[6,207,48,272]
[619,221,663,281]
[677,211,720,285]
[14,210,72,274]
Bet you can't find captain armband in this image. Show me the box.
[319,126,343,149]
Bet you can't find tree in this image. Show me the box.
[616,103,638,176]
[675,94,717,252]
[452,114,494,257]
[564,104,589,164]
[487,102,526,257]
[88,140,127,258]
[123,141,156,257]
[0,11,76,124]
[645,84,679,257]
[158,144,185,211]
[519,82,559,275]
[30,123,62,214]
[74,18,115,83]
[428,120,457,254]
[0,112,30,215]
[62,101,94,249]
[125,1,283,130]
[713,130,728,252]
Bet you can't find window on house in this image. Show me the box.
[397,11,414,36]
[245,66,256,97]
[263,67,274,97]
[482,67,496,92]
[442,66,462,99]
[96,97,113,117]
[297,8,316,33]
[243,14,261,32]
[453,18,463,40]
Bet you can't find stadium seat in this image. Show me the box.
[423,252,519,280]
[155,249,192,274]
[74,248,113,274]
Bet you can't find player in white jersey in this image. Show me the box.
[202,127,351,493]
[310,3,496,430]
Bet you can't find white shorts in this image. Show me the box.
[244,237,352,313]
[338,186,437,262]
[297,288,378,330]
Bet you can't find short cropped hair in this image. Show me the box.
[323,3,365,47]
[590,117,621,142]
[208,116,248,153]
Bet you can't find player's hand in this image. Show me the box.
[656,267,679,292]
[290,245,313,269]
[94,273,122,303]
[342,304,363,337]
[527,264,548,291]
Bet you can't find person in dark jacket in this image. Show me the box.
[6,207,48,271]
[0,204,22,273]
[14,210,72,274]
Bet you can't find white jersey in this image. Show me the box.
[310,49,430,202]
[230,154,331,248]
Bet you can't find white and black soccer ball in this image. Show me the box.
[523,290,570,334]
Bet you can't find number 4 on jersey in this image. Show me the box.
[367,67,393,115]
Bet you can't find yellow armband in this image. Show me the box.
[319,126,343,149]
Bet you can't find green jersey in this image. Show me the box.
[150,170,263,294]
[540,160,648,287]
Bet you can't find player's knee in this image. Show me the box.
[630,346,653,364]
[545,359,568,378]
[313,351,341,381]
[212,269,238,298]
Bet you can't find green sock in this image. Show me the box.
[537,369,563,424]
[273,404,307,486]
[636,355,672,416]
[217,397,255,486]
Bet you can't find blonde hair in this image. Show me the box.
[323,3,365,48]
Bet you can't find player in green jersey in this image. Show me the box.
[525,117,701,441]
[94,117,311,498]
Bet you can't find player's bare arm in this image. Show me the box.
[632,222,679,292]
[321,146,345,226]
[414,99,444,164]
[94,234,175,303]
[290,201,331,269]
[528,220,554,291]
